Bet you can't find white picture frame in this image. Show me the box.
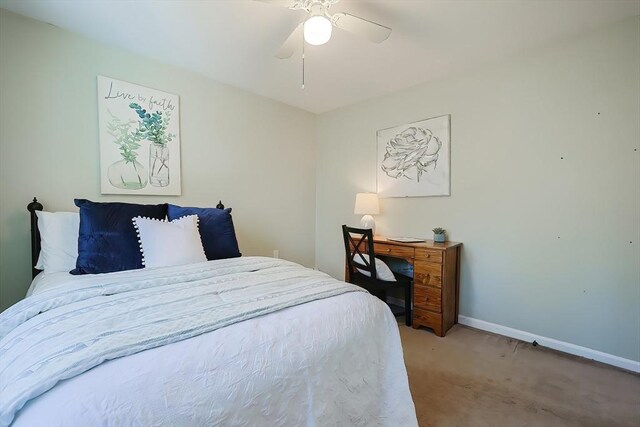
[97,76,181,195]
[376,115,451,198]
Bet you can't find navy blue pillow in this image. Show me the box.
[71,199,167,275]
[167,204,241,261]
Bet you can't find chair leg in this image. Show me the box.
[405,281,412,327]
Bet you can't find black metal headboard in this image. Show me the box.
[27,198,229,279]
[27,198,43,278]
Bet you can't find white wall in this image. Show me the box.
[315,17,640,362]
[0,10,316,310]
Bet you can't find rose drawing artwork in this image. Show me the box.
[377,115,450,197]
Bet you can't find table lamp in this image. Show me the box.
[354,193,380,235]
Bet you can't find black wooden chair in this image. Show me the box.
[342,225,412,326]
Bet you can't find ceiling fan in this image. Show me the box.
[256,0,392,59]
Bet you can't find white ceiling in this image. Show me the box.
[1,0,638,113]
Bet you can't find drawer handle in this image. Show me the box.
[426,254,430,258]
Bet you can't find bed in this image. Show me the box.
[0,199,417,426]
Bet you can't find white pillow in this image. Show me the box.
[35,211,79,273]
[354,254,396,282]
[132,215,207,269]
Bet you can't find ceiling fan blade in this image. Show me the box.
[276,23,303,59]
[253,0,296,8]
[332,12,392,43]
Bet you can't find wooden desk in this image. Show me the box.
[347,236,462,337]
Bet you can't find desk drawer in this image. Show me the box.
[413,285,441,312]
[414,261,443,287]
[375,243,415,259]
[413,307,442,334]
[415,248,443,264]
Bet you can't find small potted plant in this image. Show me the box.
[432,227,446,243]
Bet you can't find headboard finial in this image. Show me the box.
[216,200,225,209]
[27,197,43,212]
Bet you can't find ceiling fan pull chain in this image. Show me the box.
[301,31,306,89]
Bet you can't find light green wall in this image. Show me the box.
[0,9,316,310]
[315,17,640,361]
[1,8,639,363]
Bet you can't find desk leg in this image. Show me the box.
[434,324,444,337]
[405,281,412,327]
[455,246,461,322]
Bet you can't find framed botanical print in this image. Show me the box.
[97,76,181,195]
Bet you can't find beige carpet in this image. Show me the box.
[399,323,640,427]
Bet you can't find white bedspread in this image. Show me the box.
[2,257,417,426]
[25,271,77,297]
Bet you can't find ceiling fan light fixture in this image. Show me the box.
[304,15,332,46]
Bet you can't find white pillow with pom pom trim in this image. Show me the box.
[132,215,206,269]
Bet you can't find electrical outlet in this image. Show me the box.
[273,250,279,259]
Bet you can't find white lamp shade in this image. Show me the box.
[354,193,380,215]
[304,15,333,46]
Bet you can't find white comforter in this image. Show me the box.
[3,257,417,426]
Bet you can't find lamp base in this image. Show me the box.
[360,215,376,235]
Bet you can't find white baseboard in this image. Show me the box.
[457,315,640,373]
